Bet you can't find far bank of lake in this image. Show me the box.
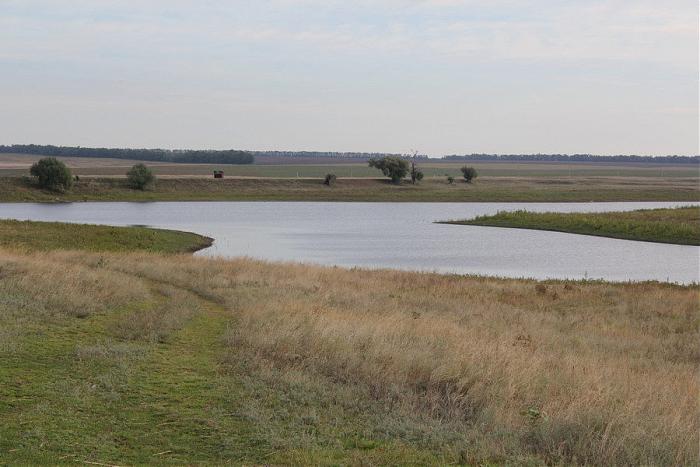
[1,176,699,203]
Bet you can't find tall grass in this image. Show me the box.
[0,250,149,319]
[45,250,698,465]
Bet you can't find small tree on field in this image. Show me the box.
[323,173,337,186]
[409,160,424,184]
[368,156,409,184]
[460,166,478,183]
[30,157,73,191]
[127,163,156,190]
[447,176,455,184]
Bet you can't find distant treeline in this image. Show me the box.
[0,145,254,164]
[251,150,430,160]
[3,145,698,164]
[442,154,699,164]
[254,151,698,164]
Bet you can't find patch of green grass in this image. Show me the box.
[443,206,700,245]
[0,219,212,253]
[0,276,265,465]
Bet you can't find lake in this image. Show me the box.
[0,201,698,283]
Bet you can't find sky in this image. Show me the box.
[0,0,697,156]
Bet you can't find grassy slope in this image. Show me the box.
[0,222,698,465]
[0,219,212,253]
[1,175,699,202]
[444,206,700,245]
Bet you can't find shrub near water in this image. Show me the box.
[323,173,337,186]
[126,163,156,190]
[461,166,478,183]
[29,157,73,191]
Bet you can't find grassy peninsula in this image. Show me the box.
[0,221,697,465]
[0,219,212,253]
[443,206,700,245]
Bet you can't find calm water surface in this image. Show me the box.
[1,201,698,283]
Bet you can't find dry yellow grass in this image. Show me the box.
[0,250,149,319]
[1,248,698,464]
[5,249,700,465]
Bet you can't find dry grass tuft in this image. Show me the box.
[0,250,149,319]
[108,285,201,343]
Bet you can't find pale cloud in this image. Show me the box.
[1,1,694,64]
[0,0,696,154]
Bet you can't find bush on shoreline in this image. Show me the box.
[461,166,478,183]
[127,163,156,190]
[323,173,337,186]
[29,157,73,191]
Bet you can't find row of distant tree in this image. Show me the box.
[251,150,430,160]
[2,144,698,164]
[0,144,254,165]
[255,151,699,164]
[28,157,155,192]
[441,153,699,164]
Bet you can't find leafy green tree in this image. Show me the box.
[368,156,409,184]
[29,157,73,191]
[460,166,478,183]
[126,163,156,190]
[447,176,455,184]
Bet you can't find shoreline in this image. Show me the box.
[2,210,698,284]
[440,220,700,246]
[0,219,214,254]
[1,176,698,203]
[3,198,700,204]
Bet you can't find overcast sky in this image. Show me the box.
[0,0,697,155]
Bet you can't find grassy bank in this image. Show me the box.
[1,175,699,202]
[443,206,700,245]
[0,222,697,465]
[0,219,212,253]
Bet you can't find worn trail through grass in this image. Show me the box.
[105,286,261,464]
[0,262,269,465]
